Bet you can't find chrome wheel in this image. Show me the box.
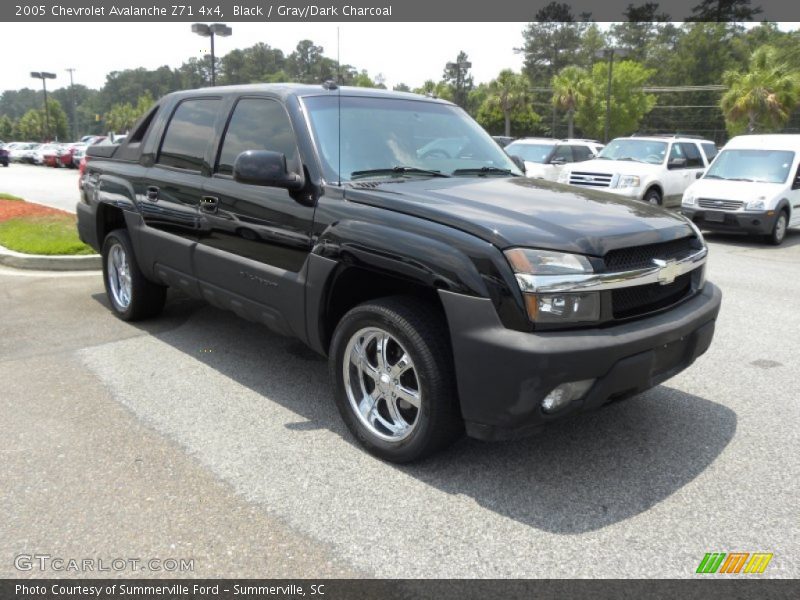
[774,214,787,243]
[107,243,132,310]
[343,327,422,442]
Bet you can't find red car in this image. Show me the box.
[43,145,67,168]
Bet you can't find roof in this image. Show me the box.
[624,134,714,143]
[725,134,800,151]
[164,82,454,105]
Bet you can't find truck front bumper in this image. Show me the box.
[681,207,778,235]
[439,283,721,441]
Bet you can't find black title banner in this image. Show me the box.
[2,579,799,600]
[3,0,800,22]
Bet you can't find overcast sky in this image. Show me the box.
[2,22,528,93]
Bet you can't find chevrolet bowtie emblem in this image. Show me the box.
[653,258,681,285]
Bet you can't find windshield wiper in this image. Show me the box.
[451,166,515,176]
[350,166,450,180]
[616,156,649,163]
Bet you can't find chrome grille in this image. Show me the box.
[569,171,613,188]
[698,198,743,211]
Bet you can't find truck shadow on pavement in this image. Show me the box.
[94,290,737,535]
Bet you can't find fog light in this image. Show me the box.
[541,379,595,413]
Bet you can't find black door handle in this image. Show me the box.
[146,186,159,201]
[200,195,219,214]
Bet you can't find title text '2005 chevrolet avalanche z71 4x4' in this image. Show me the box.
[77,84,721,462]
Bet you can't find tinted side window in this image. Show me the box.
[217,98,298,176]
[702,142,718,162]
[680,143,704,168]
[553,145,573,162]
[572,145,592,161]
[158,98,221,171]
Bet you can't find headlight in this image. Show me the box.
[745,200,765,210]
[504,248,600,324]
[683,193,696,206]
[617,175,640,189]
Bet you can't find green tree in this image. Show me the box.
[0,115,14,139]
[552,66,589,138]
[721,46,800,135]
[687,0,762,21]
[517,3,597,86]
[478,70,537,137]
[574,60,656,140]
[393,83,411,92]
[442,51,474,108]
[105,91,156,133]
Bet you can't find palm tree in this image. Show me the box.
[721,46,800,135]
[552,66,588,139]
[485,70,530,137]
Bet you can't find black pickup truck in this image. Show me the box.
[77,84,721,462]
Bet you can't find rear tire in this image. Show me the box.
[101,229,166,321]
[765,210,788,246]
[329,297,463,462]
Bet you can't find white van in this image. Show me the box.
[681,134,800,245]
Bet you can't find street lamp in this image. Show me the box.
[66,68,77,140]
[595,48,628,143]
[446,59,472,108]
[30,71,56,141]
[192,22,232,86]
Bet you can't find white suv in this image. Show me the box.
[505,138,603,181]
[558,135,718,207]
[682,134,800,245]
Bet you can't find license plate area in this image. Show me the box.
[704,211,726,223]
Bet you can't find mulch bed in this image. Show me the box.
[0,199,72,223]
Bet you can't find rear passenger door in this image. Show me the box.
[140,97,221,288]
[194,95,315,338]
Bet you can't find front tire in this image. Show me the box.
[329,297,463,462]
[644,188,662,206]
[765,210,788,246]
[102,229,166,321]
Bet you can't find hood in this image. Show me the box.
[564,158,664,177]
[344,176,694,256]
[686,178,787,201]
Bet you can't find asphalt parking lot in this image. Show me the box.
[1,170,799,578]
[1,163,80,213]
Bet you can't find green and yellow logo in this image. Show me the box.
[696,552,773,574]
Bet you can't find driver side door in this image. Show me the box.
[194,95,315,339]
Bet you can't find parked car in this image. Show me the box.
[77,84,721,462]
[31,143,60,165]
[69,143,88,168]
[0,146,8,167]
[682,134,800,245]
[506,138,603,181]
[558,134,716,207]
[492,135,514,148]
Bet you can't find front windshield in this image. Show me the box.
[705,149,795,184]
[597,139,668,164]
[504,142,555,164]
[302,95,522,181]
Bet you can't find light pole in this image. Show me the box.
[446,59,472,108]
[191,23,232,86]
[30,71,57,141]
[66,68,77,140]
[595,47,628,143]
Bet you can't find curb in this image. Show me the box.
[0,244,101,271]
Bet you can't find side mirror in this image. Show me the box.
[696,170,705,179]
[509,154,526,174]
[792,177,800,190]
[233,150,304,190]
[668,157,687,169]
